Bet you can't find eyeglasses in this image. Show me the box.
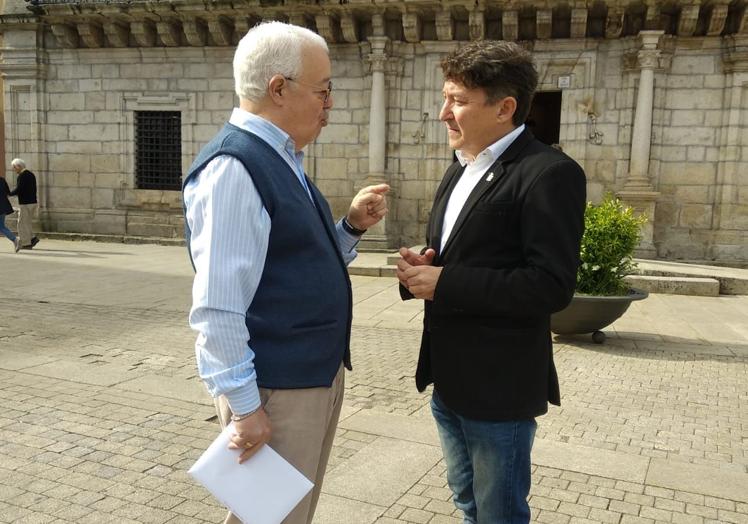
[284,77,333,104]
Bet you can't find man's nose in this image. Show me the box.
[439,103,450,122]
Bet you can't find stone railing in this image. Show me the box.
[12,0,748,48]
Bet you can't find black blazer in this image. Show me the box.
[0,178,14,216]
[403,129,586,421]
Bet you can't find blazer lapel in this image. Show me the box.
[429,162,464,257]
[439,159,505,258]
[439,128,535,259]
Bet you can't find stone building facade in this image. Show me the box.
[0,0,747,262]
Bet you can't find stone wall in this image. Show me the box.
[1,23,747,262]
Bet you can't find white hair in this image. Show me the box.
[11,158,26,169]
[233,21,329,103]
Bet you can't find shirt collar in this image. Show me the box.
[228,107,305,168]
[455,124,526,167]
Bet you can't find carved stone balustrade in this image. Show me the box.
[8,0,746,49]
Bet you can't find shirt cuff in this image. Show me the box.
[336,219,360,252]
[223,380,262,416]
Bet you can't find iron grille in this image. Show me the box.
[135,111,182,191]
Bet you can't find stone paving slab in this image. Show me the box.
[0,240,747,524]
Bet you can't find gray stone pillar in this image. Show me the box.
[0,19,49,230]
[618,30,663,258]
[358,30,391,251]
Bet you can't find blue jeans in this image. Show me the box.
[431,392,537,524]
[0,214,16,243]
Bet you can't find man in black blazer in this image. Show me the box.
[397,41,586,524]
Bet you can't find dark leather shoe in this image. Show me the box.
[30,236,39,247]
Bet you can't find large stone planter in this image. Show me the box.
[551,288,649,343]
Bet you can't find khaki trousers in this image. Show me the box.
[215,365,345,524]
[17,203,36,246]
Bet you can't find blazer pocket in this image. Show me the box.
[473,200,513,214]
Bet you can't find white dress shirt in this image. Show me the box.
[441,125,525,252]
[184,108,360,415]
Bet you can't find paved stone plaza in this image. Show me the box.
[0,239,747,524]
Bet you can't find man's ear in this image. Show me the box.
[267,74,288,106]
[496,96,518,125]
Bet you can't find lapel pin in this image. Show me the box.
[486,172,494,182]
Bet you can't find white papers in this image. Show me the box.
[189,423,314,524]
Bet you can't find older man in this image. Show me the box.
[183,22,388,524]
[9,158,39,249]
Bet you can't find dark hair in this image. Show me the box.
[440,41,538,126]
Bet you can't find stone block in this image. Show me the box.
[91,156,122,175]
[92,64,120,78]
[120,63,184,79]
[91,187,114,209]
[91,209,126,234]
[666,89,724,110]
[46,80,79,93]
[48,154,91,172]
[175,79,209,92]
[69,124,119,142]
[396,198,419,222]
[56,141,102,154]
[125,222,180,238]
[49,93,85,111]
[328,111,352,124]
[47,111,95,125]
[670,55,716,76]
[48,187,92,209]
[675,185,711,204]
[318,125,359,144]
[78,79,102,92]
[661,127,717,146]
[623,275,719,296]
[659,163,715,185]
[93,111,123,124]
[316,158,349,180]
[669,110,705,127]
[44,124,68,142]
[103,78,149,91]
[85,92,107,111]
[686,146,706,162]
[666,75,705,89]
[200,92,233,111]
[347,91,365,109]
[51,173,80,187]
[183,63,212,78]
[717,204,748,230]
[54,64,93,80]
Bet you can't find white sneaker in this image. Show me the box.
[13,238,21,253]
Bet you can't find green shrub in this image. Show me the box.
[576,194,647,296]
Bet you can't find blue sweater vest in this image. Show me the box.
[183,123,352,389]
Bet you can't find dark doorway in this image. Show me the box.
[525,91,562,146]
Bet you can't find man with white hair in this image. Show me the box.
[9,158,39,249]
[183,22,389,524]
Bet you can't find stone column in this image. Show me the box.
[617,30,663,258]
[0,19,49,230]
[358,28,391,250]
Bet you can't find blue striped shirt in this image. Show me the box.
[184,108,360,415]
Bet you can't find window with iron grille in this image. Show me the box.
[135,111,182,190]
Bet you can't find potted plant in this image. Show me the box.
[551,194,649,343]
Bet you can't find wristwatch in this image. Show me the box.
[341,216,367,236]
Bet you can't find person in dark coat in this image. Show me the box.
[0,169,20,252]
[9,158,39,249]
[397,41,587,524]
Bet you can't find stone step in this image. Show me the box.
[624,275,720,296]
